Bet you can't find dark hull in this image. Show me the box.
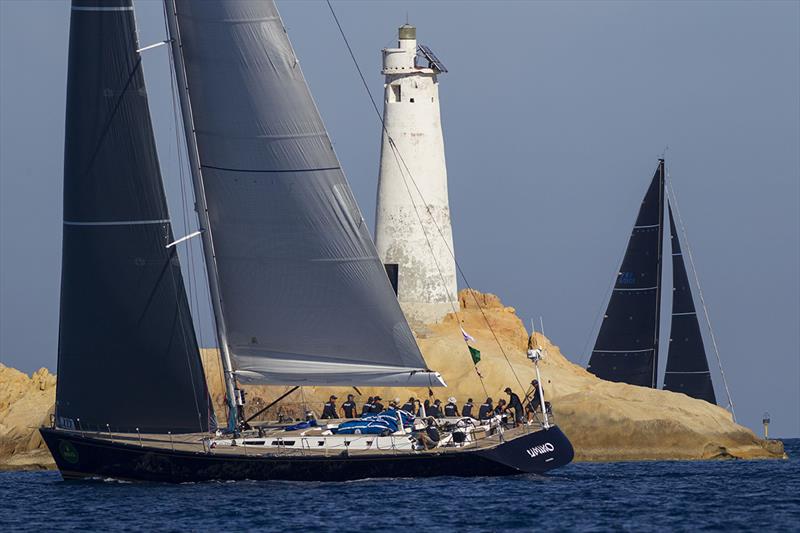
[40,426,573,483]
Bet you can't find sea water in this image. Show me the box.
[1,439,797,531]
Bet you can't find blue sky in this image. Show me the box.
[1,1,797,437]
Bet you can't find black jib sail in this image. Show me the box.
[662,204,717,404]
[55,0,213,434]
[588,160,665,388]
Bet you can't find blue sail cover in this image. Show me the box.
[334,410,414,435]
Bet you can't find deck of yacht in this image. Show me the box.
[53,418,549,458]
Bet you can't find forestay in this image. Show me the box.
[168,0,444,386]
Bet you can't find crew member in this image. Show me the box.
[526,379,544,422]
[462,398,475,419]
[478,398,494,420]
[428,399,443,418]
[401,397,416,413]
[494,399,506,417]
[361,396,374,416]
[444,396,460,417]
[421,399,431,417]
[415,417,441,450]
[504,387,525,426]
[342,394,357,419]
[370,396,384,413]
[321,395,338,419]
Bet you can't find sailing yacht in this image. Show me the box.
[587,159,733,408]
[40,0,573,482]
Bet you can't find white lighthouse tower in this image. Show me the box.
[375,24,458,325]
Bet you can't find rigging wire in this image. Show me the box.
[325,1,526,395]
[666,176,737,421]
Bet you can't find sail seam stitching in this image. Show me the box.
[201,164,340,174]
[64,219,169,226]
[71,6,133,12]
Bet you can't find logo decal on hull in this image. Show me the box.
[59,440,79,464]
[526,442,554,458]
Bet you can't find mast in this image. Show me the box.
[163,0,239,431]
[652,159,666,389]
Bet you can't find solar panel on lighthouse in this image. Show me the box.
[417,44,448,73]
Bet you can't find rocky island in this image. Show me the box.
[0,289,784,471]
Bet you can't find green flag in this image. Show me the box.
[468,346,481,365]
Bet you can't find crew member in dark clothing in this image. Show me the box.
[504,387,525,426]
[420,399,431,417]
[342,394,357,419]
[462,398,475,419]
[428,399,443,418]
[401,397,416,413]
[526,379,544,422]
[370,396,384,413]
[478,398,494,420]
[321,395,339,419]
[444,396,460,417]
[415,417,441,450]
[494,399,506,416]
[361,396,374,416]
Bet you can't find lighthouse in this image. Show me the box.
[374,24,458,325]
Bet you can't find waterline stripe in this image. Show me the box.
[664,371,711,374]
[614,286,658,291]
[64,219,169,226]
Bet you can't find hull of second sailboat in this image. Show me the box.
[40,426,573,483]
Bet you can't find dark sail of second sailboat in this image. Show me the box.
[663,204,717,404]
[587,160,665,388]
[587,158,721,406]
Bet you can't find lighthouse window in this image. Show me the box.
[410,98,415,103]
[384,264,399,295]
[391,85,401,102]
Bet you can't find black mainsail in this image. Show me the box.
[588,160,665,388]
[662,204,717,404]
[55,0,212,433]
